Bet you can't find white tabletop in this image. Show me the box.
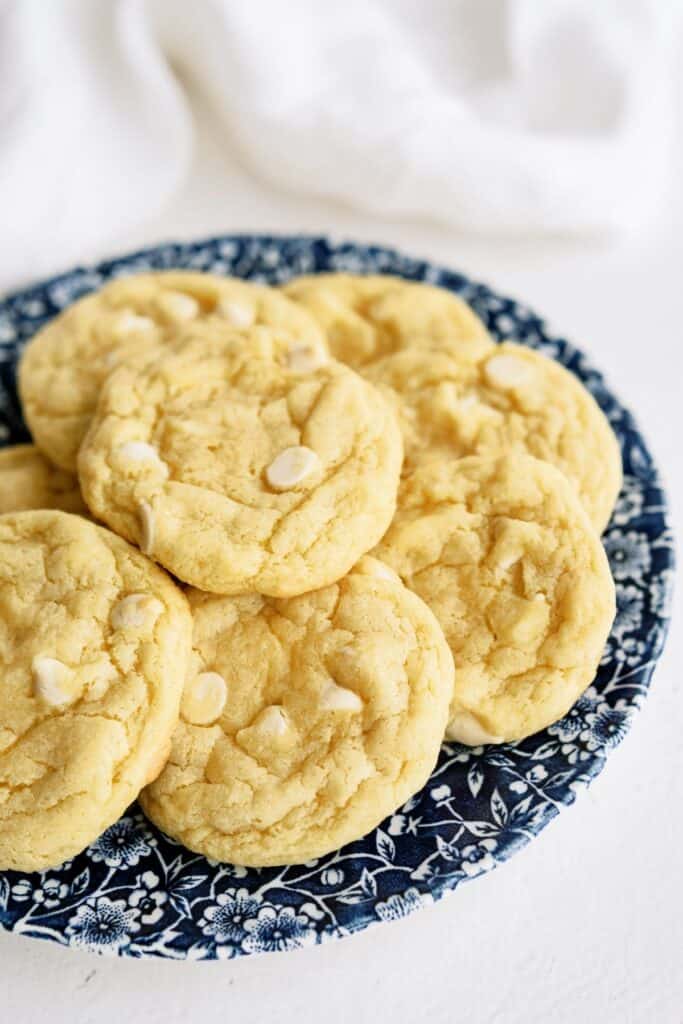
[1,97,681,1024]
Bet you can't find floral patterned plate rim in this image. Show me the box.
[0,234,674,960]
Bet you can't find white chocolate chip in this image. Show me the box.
[116,441,168,476]
[446,711,504,746]
[496,552,520,572]
[354,556,400,584]
[319,679,363,712]
[217,299,255,328]
[157,291,199,322]
[103,351,120,369]
[111,593,164,630]
[138,500,155,556]
[367,560,399,582]
[181,672,228,726]
[265,446,319,491]
[112,311,156,338]
[373,563,399,582]
[435,381,459,405]
[484,353,533,390]
[458,394,478,410]
[32,656,77,708]
[257,705,290,736]
[286,344,328,373]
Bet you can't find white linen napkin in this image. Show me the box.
[0,0,678,290]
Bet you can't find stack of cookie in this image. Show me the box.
[0,271,617,873]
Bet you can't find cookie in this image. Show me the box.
[283,273,493,369]
[373,455,616,745]
[0,511,192,871]
[139,556,454,865]
[78,324,403,596]
[0,444,87,516]
[19,272,327,471]
[364,342,622,532]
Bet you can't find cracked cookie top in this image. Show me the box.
[373,455,616,745]
[283,273,493,369]
[0,510,192,871]
[139,557,454,866]
[19,272,327,471]
[364,342,622,531]
[77,324,403,596]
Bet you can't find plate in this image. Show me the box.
[0,235,674,959]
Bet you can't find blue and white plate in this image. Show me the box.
[0,235,674,959]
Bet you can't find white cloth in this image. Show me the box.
[0,0,679,289]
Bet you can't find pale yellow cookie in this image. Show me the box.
[0,511,192,871]
[139,556,454,866]
[19,272,327,471]
[373,455,616,745]
[0,444,87,515]
[78,324,403,596]
[364,342,622,532]
[283,273,493,368]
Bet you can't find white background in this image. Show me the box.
[1,83,682,1024]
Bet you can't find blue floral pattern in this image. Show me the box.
[0,235,674,959]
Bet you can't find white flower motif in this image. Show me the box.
[613,634,647,667]
[459,839,497,878]
[31,878,68,909]
[613,583,645,637]
[603,530,651,581]
[89,818,156,868]
[242,905,316,954]
[611,481,643,526]
[548,693,597,744]
[12,877,68,908]
[579,699,633,752]
[200,888,261,946]
[66,897,140,951]
[549,693,632,762]
[128,872,167,925]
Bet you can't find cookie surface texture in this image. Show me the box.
[78,325,403,596]
[283,273,493,368]
[19,272,327,471]
[0,444,87,515]
[373,455,616,744]
[0,511,192,871]
[139,557,454,865]
[365,341,621,531]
